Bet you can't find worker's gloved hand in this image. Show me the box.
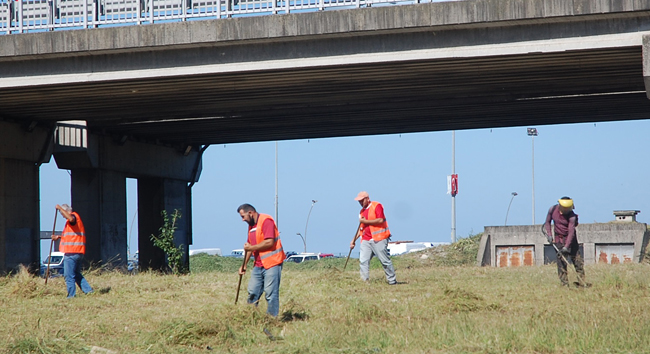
[560,246,570,255]
[546,235,553,244]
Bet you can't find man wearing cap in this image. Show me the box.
[350,191,397,285]
[51,204,94,298]
[544,197,586,286]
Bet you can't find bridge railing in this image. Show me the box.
[0,0,455,34]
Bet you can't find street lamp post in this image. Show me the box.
[303,200,317,253]
[504,192,518,226]
[296,233,306,253]
[451,130,456,243]
[527,128,538,225]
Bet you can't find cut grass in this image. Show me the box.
[2,251,650,353]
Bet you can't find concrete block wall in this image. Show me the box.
[477,222,649,266]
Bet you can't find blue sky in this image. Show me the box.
[39,119,650,260]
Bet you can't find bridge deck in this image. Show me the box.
[1,0,650,145]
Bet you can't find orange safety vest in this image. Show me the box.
[61,211,86,254]
[251,213,285,269]
[365,201,391,242]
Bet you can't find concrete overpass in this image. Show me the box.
[2,0,650,272]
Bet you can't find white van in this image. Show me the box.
[40,251,65,277]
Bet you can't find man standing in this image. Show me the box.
[237,204,285,317]
[51,204,94,298]
[349,191,397,285]
[544,196,586,287]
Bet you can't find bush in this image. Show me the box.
[150,209,187,275]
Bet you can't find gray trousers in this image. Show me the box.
[359,238,397,284]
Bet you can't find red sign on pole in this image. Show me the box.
[451,174,458,196]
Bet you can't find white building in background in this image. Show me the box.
[387,241,449,256]
[189,248,222,256]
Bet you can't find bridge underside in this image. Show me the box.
[1,46,649,145]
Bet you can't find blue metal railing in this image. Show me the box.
[0,0,455,34]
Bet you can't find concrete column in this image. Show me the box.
[71,169,127,267]
[0,121,52,273]
[138,178,191,271]
[582,242,596,264]
[0,159,41,273]
[644,35,650,100]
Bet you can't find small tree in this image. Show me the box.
[150,209,187,275]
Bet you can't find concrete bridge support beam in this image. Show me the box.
[70,169,127,267]
[0,158,41,273]
[54,128,200,272]
[137,178,192,272]
[644,34,650,100]
[0,121,52,273]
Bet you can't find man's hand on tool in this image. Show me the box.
[560,246,570,255]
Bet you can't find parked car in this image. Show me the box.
[285,253,320,263]
[224,249,244,258]
[40,252,64,277]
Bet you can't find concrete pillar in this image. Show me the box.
[138,178,191,271]
[0,159,41,273]
[54,127,200,271]
[644,34,650,99]
[0,121,52,273]
[71,169,127,267]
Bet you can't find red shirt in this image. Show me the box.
[359,202,384,241]
[544,204,578,248]
[248,218,276,267]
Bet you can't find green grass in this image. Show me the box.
[3,245,650,353]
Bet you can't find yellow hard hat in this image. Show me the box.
[558,197,574,209]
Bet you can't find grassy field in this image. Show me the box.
[3,242,650,353]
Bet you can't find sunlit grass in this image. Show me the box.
[2,252,650,353]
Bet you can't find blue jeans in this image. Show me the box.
[247,264,282,317]
[63,253,93,298]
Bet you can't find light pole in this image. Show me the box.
[296,233,306,253]
[275,141,278,226]
[451,130,456,243]
[527,128,538,225]
[504,192,518,226]
[303,200,317,253]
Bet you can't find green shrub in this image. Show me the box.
[150,209,187,275]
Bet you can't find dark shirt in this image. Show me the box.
[544,204,578,248]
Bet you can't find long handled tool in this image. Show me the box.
[541,225,570,265]
[45,208,58,284]
[235,251,252,304]
[541,225,591,288]
[343,223,362,271]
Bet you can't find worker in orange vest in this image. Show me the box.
[51,204,94,298]
[237,203,285,316]
[350,191,397,285]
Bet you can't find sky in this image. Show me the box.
[39,119,650,261]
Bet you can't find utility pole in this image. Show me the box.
[527,128,538,225]
[275,141,278,226]
[451,131,456,243]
